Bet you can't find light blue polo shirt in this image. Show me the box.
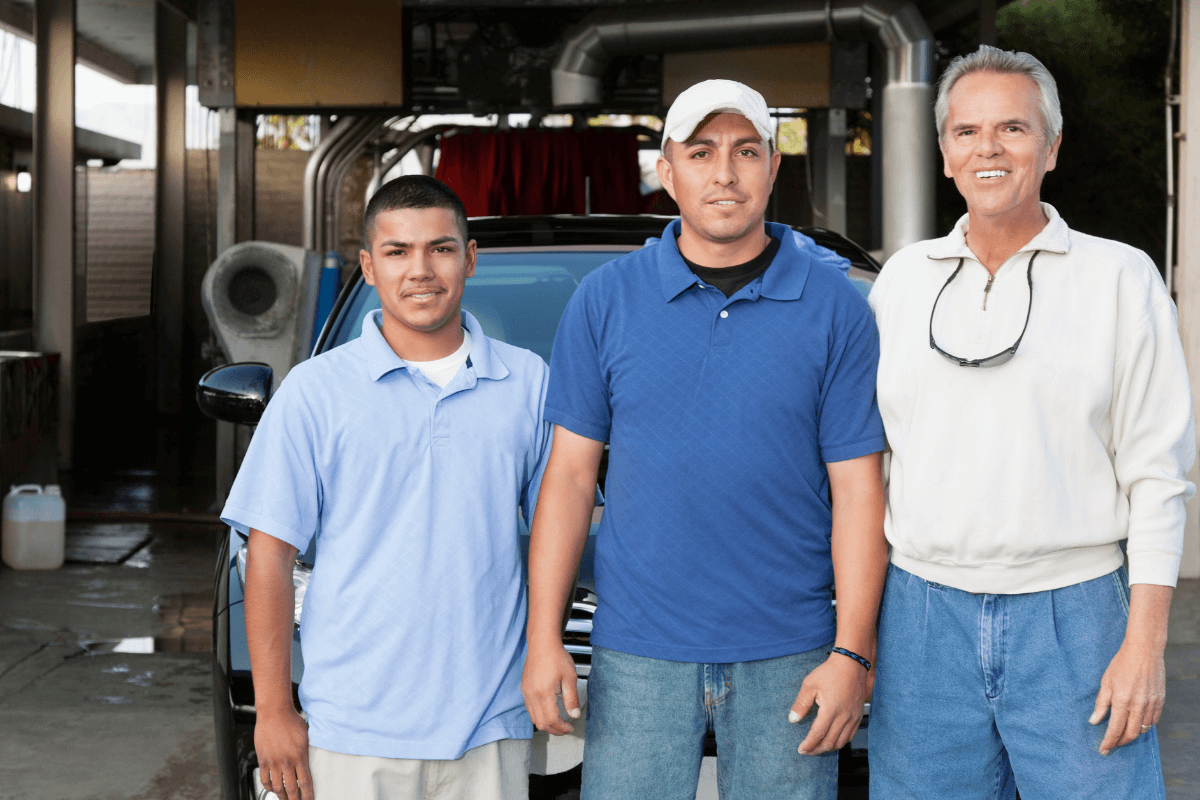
[222,309,551,760]
[546,220,885,663]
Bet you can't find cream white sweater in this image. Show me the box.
[869,205,1196,592]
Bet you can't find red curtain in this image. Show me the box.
[436,129,644,217]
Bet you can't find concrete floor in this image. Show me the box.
[1,508,1199,799]
[0,519,221,800]
[1164,578,1200,799]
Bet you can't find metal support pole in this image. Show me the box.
[33,0,76,470]
[881,79,936,257]
[216,109,237,257]
[214,107,255,506]
[809,109,848,235]
[153,2,188,416]
[237,112,256,243]
[216,109,255,256]
[870,49,886,252]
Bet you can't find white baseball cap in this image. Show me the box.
[661,79,775,153]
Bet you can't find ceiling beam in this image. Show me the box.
[0,0,144,84]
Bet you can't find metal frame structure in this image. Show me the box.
[33,0,77,468]
[302,116,393,253]
[548,0,936,256]
[153,2,189,417]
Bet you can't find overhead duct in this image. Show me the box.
[551,0,936,257]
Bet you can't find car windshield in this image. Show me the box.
[328,249,633,361]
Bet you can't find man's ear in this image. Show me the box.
[656,151,677,201]
[768,147,782,187]
[360,249,376,286]
[464,239,478,279]
[1044,131,1062,173]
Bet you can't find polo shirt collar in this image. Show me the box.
[760,221,809,301]
[925,202,1072,262]
[655,219,811,302]
[359,309,509,383]
[461,309,509,381]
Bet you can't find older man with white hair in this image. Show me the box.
[867,45,1196,799]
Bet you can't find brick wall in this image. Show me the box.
[85,168,155,322]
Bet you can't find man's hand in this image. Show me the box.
[1089,583,1171,756]
[790,654,870,755]
[1090,641,1166,755]
[795,452,884,756]
[523,426,602,736]
[244,529,310,796]
[522,640,581,735]
[255,707,313,799]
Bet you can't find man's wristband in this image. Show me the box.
[831,646,872,672]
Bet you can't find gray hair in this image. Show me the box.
[935,45,1062,144]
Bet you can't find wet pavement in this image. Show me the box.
[1,468,1200,799]
[0,469,222,800]
[1164,578,1200,799]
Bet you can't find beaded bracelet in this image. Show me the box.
[831,646,872,672]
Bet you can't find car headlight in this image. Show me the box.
[234,541,311,628]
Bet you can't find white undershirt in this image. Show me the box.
[406,328,472,389]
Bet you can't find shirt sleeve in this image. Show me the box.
[220,374,323,554]
[818,291,888,464]
[1112,260,1197,587]
[521,364,555,523]
[545,278,612,442]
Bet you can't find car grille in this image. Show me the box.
[563,588,596,677]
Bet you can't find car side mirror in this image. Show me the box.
[196,363,273,426]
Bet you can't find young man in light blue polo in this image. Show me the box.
[522,80,888,800]
[222,175,551,800]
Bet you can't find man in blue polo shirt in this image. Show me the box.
[223,175,551,800]
[522,80,888,799]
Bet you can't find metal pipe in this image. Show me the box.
[315,117,382,251]
[549,0,935,256]
[366,125,460,198]
[328,138,370,252]
[326,115,393,254]
[303,116,359,250]
[304,115,379,250]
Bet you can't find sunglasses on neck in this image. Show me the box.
[928,250,1040,368]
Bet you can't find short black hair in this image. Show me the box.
[362,175,469,251]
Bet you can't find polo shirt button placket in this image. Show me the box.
[433,397,450,447]
[713,307,732,348]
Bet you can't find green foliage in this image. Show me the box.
[936,0,1171,267]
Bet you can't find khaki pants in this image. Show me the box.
[308,739,530,800]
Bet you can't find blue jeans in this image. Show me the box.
[870,564,1165,800]
[580,644,838,800]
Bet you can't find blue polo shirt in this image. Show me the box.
[546,220,885,662]
[222,309,551,760]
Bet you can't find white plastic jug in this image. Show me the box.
[2,484,65,570]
